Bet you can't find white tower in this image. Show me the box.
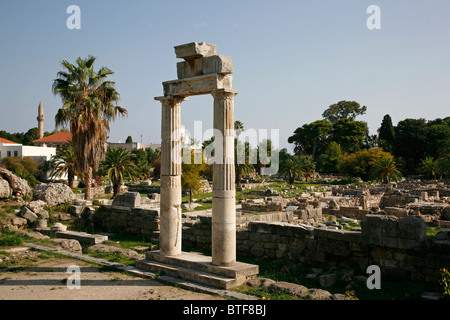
[37,102,44,139]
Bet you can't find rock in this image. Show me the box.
[246,277,276,288]
[0,178,12,198]
[304,288,332,300]
[319,273,337,287]
[35,209,49,219]
[111,192,141,208]
[88,244,144,260]
[328,200,340,210]
[51,222,67,232]
[33,183,76,207]
[26,200,47,213]
[51,239,82,253]
[0,168,32,197]
[11,217,27,226]
[35,219,47,228]
[268,281,309,298]
[19,206,38,223]
[435,229,450,240]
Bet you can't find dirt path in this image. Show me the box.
[0,253,224,300]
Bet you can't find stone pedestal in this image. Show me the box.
[155,95,185,256]
[211,88,238,266]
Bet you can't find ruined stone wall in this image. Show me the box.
[182,215,450,283]
[92,205,160,239]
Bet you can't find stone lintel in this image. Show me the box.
[177,55,234,79]
[163,73,233,97]
[174,42,217,60]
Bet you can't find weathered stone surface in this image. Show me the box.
[0,178,11,198]
[19,206,38,223]
[268,281,309,298]
[177,55,234,79]
[33,183,75,207]
[0,167,32,197]
[112,192,141,208]
[51,222,67,232]
[304,288,332,300]
[51,238,82,253]
[88,244,144,260]
[435,229,450,240]
[174,42,217,60]
[319,273,337,287]
[163,73,233,97]
[361,214,425,249]
[35,219,47,228]
[27,200,47,213]
[246,277,276,288]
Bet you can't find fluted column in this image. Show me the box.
[211,88,238,266]
[155,95,186,256]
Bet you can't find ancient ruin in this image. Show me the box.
[137,42,258,288]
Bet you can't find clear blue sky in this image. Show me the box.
[1,0,449,152]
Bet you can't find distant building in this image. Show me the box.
[33,132,72,150]
[107,142,161,152]
[0,137,56,162]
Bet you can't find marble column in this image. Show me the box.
[211,88,238,266]
[155,95,186,256]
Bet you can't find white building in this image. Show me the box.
[0,137,56,162]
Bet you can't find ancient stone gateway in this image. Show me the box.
[138,42,258,288]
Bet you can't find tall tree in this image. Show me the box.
[330,118,367,153]
[378,114,395,153]
[322,100,367,124]
[288,120,332,158]
[53,55,127,199]
[392,118,427,174]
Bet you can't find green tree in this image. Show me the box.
[419,156,439,179]
[53,55,127,199]
[99,147,141,196]
[181,149,208,203]
[339,148,394,181]
[392,118,427,174]
[23,128,40,146]
[330,118,367,153]
[370,157,402,184]
[322,100,367,124]
[49,144,77,189]
[297,155,316,182]
[316,141,343,173]
[125,136,133,143]
[279,155,315,184]
[288,120,332,158]
[235,140,256,186]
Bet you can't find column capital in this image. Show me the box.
[154,95,188,104]
[211,88,238,98]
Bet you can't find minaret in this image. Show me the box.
[37,102,44,139]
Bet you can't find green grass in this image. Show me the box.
[0,229,25,247]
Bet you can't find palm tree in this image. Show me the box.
[99,148,141,197]
[280,157,304,184]
[49,143,77,189]
[52,55,127,199]
[370,157,402,184]
[420,156,439,179]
